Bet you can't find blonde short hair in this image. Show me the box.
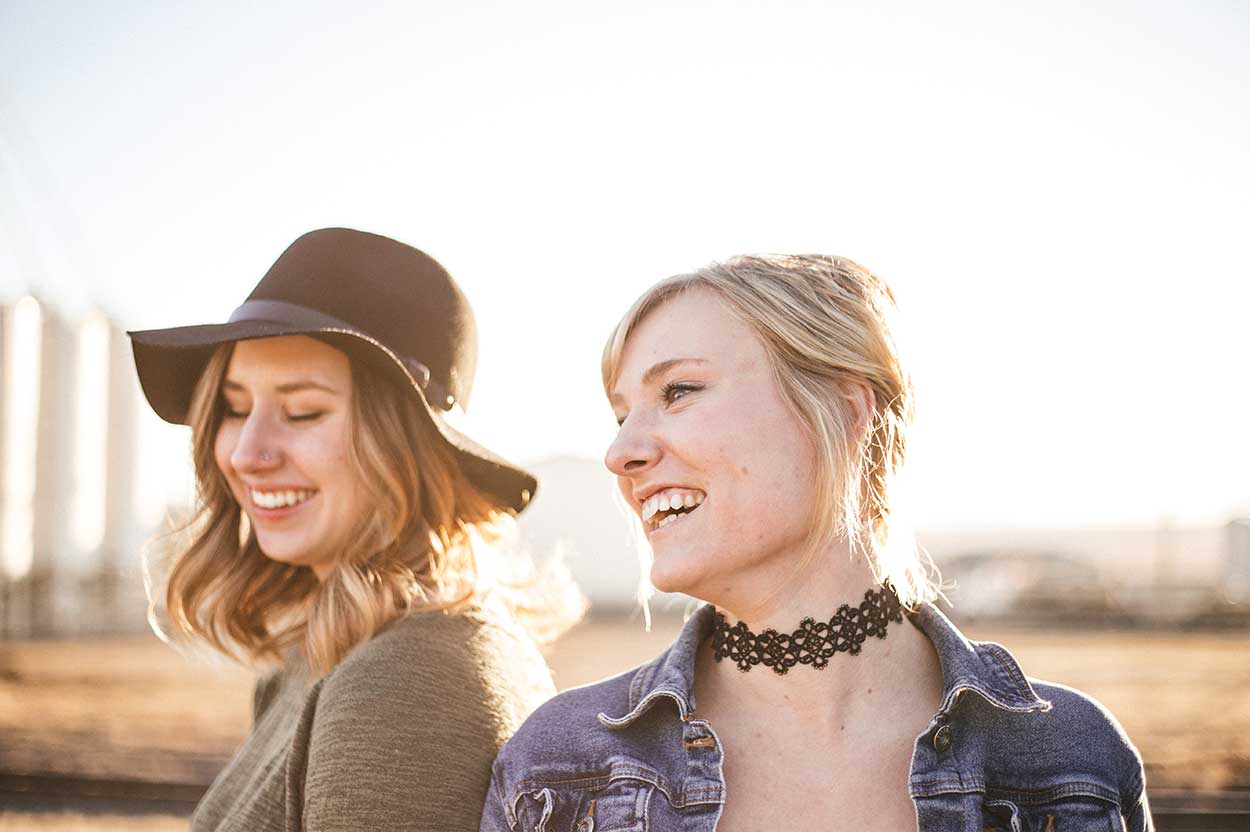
[155,342,536,672]
[602,254,937,609]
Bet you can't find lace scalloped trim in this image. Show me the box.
[710,587,904,675]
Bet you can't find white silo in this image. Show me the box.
[29,299,79,634]
[1,297,43,636]
[99,315,159,632]
[1227,519,1250,605]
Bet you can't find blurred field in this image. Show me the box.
[2,613,1248,830]
[0,808,187,832]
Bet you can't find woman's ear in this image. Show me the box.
[841,378,877,436]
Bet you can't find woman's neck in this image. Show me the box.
[691,546,944,736]
[695,610,940,734]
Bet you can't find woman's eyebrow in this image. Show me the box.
[610,357,709,405]
[221,379,342,395]
[640,357,708,386]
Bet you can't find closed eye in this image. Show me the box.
[219,406,324,423]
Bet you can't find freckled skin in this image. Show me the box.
[606,290,819,610]
[214,335,369,580]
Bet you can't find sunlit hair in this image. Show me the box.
[602,254,939,609]
[152,340,578,673]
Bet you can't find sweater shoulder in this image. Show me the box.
[320,607,555,725]
[333,607,524,676]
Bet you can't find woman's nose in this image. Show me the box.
[230,413,282,473]
[604,415,659,477]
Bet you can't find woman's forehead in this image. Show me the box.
[225,335,351,388]
[614,291,765,389]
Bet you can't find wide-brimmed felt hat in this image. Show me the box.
[128,227,537,513]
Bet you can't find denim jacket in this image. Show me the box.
[482,603,1152,832]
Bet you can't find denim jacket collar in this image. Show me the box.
[598,602,1049,729]
[597,605,710,728]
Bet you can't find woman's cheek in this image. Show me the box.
[213,425,238,477]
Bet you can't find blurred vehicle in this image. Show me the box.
[939,550,1118,624]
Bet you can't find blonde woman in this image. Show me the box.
[483,256,1152,832]
[130,228,567,831]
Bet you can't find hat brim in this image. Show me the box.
[129,320,537,514]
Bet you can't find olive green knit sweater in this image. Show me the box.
[191,607,554,832]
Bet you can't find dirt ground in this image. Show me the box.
[1,614,1248,830]
[0,810,187,832]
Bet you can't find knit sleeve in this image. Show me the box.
[299,612,540,832]
[251,668,283,725]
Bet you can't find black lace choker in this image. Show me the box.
[710,587,904,675]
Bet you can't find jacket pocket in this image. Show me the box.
[511,775,654,832]
[983,795,1125,832]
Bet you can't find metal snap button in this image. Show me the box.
[933,724,952,753]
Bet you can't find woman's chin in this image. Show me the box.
[648,559,704,599]
[256,540,323,573]
[259,550,305,570]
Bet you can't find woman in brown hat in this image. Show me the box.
[130,228,575,831]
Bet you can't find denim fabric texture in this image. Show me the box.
[482,603,1152,832]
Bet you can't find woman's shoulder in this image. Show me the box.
[931,662,1150,830]
[500,607,711,762]
[915,606,1145,798]
[329,604,528,671]
[957,632,1142,772]
[1026,677,1133,733]
[494,662,642,764]
[1020,677,1145,783]
[319,605,555,720]
[955,649,1146,800]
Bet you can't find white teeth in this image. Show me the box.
[250,489,314,509]
[639,488,706,530]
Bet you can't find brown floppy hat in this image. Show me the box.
[128,227,537,513]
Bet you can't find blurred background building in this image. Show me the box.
[1,298,151,637]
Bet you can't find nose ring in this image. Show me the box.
[260,451,271,462]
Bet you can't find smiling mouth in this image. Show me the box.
[641,489,705,534]
[250,488,317,510]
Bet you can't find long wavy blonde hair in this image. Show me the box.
[602,254,939,609]
[153,339,557,672]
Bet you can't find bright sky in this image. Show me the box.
[1,0,1247,531]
